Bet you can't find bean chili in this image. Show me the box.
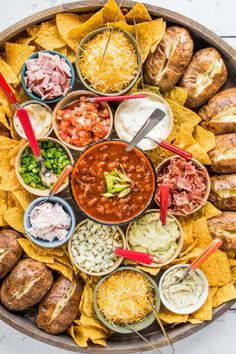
[71,141,156,224]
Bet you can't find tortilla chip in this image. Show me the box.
[136,22,152,63]
[12,189,35,210]
[200,251,231,287]
[46,261,73,281]
[16,86,30,103]
[103,0,125,23]
[35,21,66,50]
[79,281,95,317]
[150,18,166,53]
[56,12,91,47]
[0,190,8,226]
[27,24,41,38]
[7,192,15,208]
[68,10,104,51]
[5,42,35,76]
[164,87,188,106]
[3,206,24,232]
[158,305,189,324]
[55,253,73,269]
[192,287,218,321]
[18,238,55,263]
[178,217,194,250]
[0,106,10,129]
[174,132,212,165]
[165,99,201,143]
[0,56,18,84]
[179,239,198,257]
[212,282,236,308]
[69,325,88,347]
[172,247,204,264]
[14,36,34,46]
[193,125,216,153]
[199,201,221,220]
[79,314,108,332]
[92,338,107,346]
[125,3,152,23]
[136,265,160,275]
[112,21,134,34]
[0,168,22,191]
[230,266,236,284]
[192,217,213,248]
[188,318,202,324]
[229,259,236,267]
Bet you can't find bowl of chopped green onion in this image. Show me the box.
[15,137,74,196]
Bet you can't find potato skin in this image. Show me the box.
[144,26,193,91]
[199,88,236,134]
[0,229,23,279]
[180,47,228,108]
[207,212,236,250]
[0,258,53,311]
[36,275,83,334]
[208,133,236,173]
[209,174,236,210]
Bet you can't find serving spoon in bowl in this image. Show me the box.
[0,72,57,187]
[126,108,192,161]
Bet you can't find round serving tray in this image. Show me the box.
[0,1,235,353]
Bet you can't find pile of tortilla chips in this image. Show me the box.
[0,0,235,349]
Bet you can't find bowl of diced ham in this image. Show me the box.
[21,50,75,104]
[155,156,211,216]
[53,90,113,151]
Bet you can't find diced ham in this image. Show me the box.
[24,52,72,100]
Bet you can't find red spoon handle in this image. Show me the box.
[17,107,41,157]
[115,248,153,265]
[159,140,192,161]
[191,238,222,271]
[160,185,169,226]
[93,93,145,103]
[0,72,18,105]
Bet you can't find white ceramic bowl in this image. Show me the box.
[114,92,173,151]
[159,264,209,314]
[68,219,126,276]
[13,100,53,139]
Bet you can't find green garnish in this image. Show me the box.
[102,166,132,198]
[20,140,70,189]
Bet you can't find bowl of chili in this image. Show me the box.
[70,139,156,226]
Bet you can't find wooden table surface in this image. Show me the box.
[0,1,235,353]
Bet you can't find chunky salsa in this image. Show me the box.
[71,141,155,224]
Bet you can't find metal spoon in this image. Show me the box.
[126,108,192,160]
[0,72,57,187]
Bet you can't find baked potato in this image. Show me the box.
[0,258,53,311]
[208,133,236,173]
[144,26,193,91]
[207,212,236,250]
[0,229,23,279]
[36,275,83,334]
[199,88,236,134]
[180,47,228,108]
[209,174,236,210]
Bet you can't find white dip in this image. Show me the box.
[14,102,52,139]
[29,202,71,242]
[115,92,173,150]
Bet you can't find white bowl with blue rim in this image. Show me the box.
[21,50,75,104]
[24,196,76,248]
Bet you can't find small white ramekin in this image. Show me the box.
[159,264,209,314]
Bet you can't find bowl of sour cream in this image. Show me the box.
[14,100,53,139]
[114,92,173,151]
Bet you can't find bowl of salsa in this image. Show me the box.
[71,140,156,225]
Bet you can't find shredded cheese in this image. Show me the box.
[79,30,139,93]
[97,270,155,325]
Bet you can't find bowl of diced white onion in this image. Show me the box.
[68,219,126,276]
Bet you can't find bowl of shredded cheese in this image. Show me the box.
[93,266,160,333]
[76,27,142,96]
